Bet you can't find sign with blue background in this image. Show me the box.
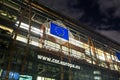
[116,51,120,61]
[50,22,69,40]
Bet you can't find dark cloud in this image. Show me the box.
[98,0,120,18]
[67,0,120,31]
[97,30,120,43]
[38,0,120,43]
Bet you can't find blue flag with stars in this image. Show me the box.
[50,22,69,40]
[116,51,120,61]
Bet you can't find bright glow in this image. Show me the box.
[97,49,105,61]
[0,25,13,33]
[30,40,39,47]
[19,75,32,80]
[15,21,43,35]
[94,76,101,80]
[62,46,69,55]
[93,71,101,74]
[114,64,118,70]
[37,76,55,80]
[1,12,7,16]
[69,38,84,48]
[37,76,42,80]
[16,35,40,47]
[16,35,27,43]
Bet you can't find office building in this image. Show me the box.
[0,0,120,80]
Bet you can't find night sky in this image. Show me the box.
[38,0,120,43]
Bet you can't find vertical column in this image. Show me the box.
[60,44,64,80]
[5,3,27,80]
[21,0,32,74]
[39,24,46,48]
[68,42,72,80]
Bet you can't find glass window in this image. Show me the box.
[94,76,101,80]
[114,64,118,71]
[69,37,84,48]
[15,21,43,35]
[105,52,112,63]
[45,40,60,51]
[16,35,27,43]
[84,43,91,56]
[97,49,105,61]
[37,76,55,80]
[62,46,69,55]
[93,71,101,75]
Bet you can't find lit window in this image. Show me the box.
[30,40,39,47]
[16,35,27,43]
[62,46,69,55]
[114,64,118,70]
[44,40,60,51]
[93,71,101,75]
[97,49,105,61]
[69,38,84,48]
[84,43,91,56]
[37,76,55,80]
[94,76,101,80]
[15,21,43,35]
[0,25,13,33]
[105,52,112,63]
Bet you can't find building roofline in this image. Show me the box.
[10,0,120,50]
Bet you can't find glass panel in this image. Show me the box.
[62,46,69,55]
[16,35,27,43]
[97,49,105,61]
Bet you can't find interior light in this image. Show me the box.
[30,40,39,47]
[16,35,27,43]
[16,21,43,35]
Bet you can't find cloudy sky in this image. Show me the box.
[38,0,120,43]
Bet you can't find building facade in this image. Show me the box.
[0,0,120,80]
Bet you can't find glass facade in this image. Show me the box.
[0,0,120,80]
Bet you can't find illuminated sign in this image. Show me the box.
[50,22,69,40]
[19,75,32,80]
[116,51,120,61]
[37,55,80,69]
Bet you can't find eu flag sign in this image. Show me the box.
[50,22,69,40]
[116,51,120,61]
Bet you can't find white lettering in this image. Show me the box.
[47,57,51,62]
[42,56,47,60]
[37,55,43,59]
[37,55,80,69]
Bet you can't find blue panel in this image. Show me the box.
[50,22,69,40]
[116,51,120,61]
